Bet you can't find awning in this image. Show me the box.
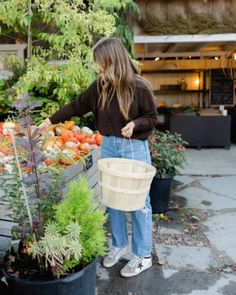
[134,33,236,58]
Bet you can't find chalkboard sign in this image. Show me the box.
[211,69,234,105]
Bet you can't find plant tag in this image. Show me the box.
[85,154,93,170]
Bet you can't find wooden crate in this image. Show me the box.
[63,147,101,197]
[0,147,101,262]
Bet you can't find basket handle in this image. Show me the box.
[122,137,134,160]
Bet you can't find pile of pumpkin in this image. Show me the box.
[42,120,102,166]
[0,121,102,170]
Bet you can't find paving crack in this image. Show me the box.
[175,176,236,201]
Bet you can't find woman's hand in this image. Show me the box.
[121,121,135,138]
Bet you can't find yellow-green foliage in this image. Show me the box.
[54,178,107,268]
[0,0,138,120]
[0,0,124,119]
[31,178,107,277]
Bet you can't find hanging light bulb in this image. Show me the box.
[195,79,200,86]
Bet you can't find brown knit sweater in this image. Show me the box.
[50,78,158,140]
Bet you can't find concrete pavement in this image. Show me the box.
[96,145,236,295]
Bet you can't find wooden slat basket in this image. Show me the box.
[98,158,156,211]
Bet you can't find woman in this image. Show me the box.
[41,37,158,278]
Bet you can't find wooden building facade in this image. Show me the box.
[132,0,236,147]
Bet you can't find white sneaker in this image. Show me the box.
[120,255,152,277]
[103,246,128,268]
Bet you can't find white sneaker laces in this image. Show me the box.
[108,247,122,258]
[126,256,142,269]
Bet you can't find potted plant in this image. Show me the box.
[148,130,188,214]
[0,94,107,295]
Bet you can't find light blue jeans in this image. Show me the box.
[101,136,152,257]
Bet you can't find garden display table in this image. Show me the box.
[170,114,231,149]
[0,147,101,262]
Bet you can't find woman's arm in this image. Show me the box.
[49,79,98,125]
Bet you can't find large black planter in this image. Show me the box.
[150,174,174,214]
[2,258,96,295]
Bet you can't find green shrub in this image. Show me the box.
[31,178,107,277]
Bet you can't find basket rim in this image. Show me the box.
[99,197,144,211]
[99,181,150,194]
[97,157,156,179]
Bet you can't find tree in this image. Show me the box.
[111,1,139,58]
[0,0,136,120]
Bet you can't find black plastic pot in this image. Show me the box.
[2,258,96,295]
[0,270,8,295]
[150,174,174,214]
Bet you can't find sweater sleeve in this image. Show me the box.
[50,80,98,124]
[132,87,158,132]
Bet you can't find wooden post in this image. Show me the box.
[27,1,32,59]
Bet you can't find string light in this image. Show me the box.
[155,57,160,61]
[195,79,200,86]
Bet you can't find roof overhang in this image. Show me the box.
[134,34,236,59]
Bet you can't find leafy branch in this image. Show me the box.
[9,130,33,229]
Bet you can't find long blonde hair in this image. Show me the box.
[92,37,153,120]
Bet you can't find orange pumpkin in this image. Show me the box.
[61,130,73,142]
[85,137,96,145]
[0,123,3,134]
[44,159,53,166]
[78,143,89,155]
[64,121,75,130]
[76,133,86,143]
[95,133,102,146]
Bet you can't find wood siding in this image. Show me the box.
[133,0,236,34]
